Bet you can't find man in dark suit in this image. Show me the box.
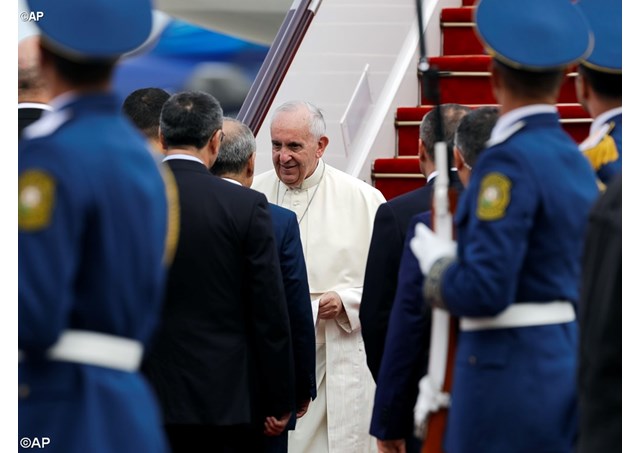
[577,174,621,453]
[211,117,317,453]
[371,106,499,453]
[18,35,52,138]
[142,91,295,452]
[360,103,470,383]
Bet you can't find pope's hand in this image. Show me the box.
[409,222,457,276]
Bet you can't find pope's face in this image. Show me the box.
[271,109,326,188]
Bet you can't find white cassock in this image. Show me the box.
[252,159,385,453]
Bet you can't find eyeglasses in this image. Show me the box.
[219,131,225,142]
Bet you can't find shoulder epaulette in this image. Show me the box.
[580,122,618,172]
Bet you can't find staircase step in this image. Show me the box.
[420,56,579,105]
[395,104,591,157]
[441,7,484,56]
[372,158,424,200]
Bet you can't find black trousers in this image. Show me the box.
[165,423,263,453]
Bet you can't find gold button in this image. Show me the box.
[468,355,477,365]
[18,384,30,399]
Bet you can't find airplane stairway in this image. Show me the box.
[371,0,592,200]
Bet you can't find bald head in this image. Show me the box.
[18,36,50,104]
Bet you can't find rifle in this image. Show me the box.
[413,1,459,452]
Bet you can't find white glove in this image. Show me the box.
[413,374,451,439]
[410,222,457,276]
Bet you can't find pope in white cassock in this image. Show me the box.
[252,101,385,453]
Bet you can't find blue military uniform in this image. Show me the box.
[18,0,172,451]
[432,108,598,452]
[414,0,599,451]
[576,0,623,186]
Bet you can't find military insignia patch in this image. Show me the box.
[477,172,511,221]
[19,170,56,230]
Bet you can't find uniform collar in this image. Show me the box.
[590,106,622,135]
[48,92,77,111]
[490,104,557,143]
[18,102,53,111]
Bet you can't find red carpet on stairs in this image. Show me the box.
[371,0,593,200]
[395,104,591,157]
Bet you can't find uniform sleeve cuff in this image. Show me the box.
[423,256,456,309]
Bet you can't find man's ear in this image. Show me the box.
[157,127,165,149]
[209,130,221,161]
[418,139,428,163]
[246,152,256,178]
[453,147,464,171]
[316,136,329,158]
[576,71,590,104]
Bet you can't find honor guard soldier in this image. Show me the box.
[18,0,175,451]
[575,0,622,187]
[410,0,599,452]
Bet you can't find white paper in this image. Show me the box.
[311,298,320,329]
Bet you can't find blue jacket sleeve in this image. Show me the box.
[370,212,432,440]
[281,212,317,403]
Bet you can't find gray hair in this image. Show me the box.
[454,106,499,168]
[419,103,471,159]
[272,100,326,139]
[210,117,255,176]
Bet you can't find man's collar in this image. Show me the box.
[283,159,326,190]
[222,177,242,186]
[298,159,325,190]
[163,154,205,166]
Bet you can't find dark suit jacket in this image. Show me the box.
[578,175,621,453]
[370,211,432,441]
[360,183,433,381]
[18,104,49,138]
[268,203,317,422]
[361,171,463,381]
[143,159,294,427]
